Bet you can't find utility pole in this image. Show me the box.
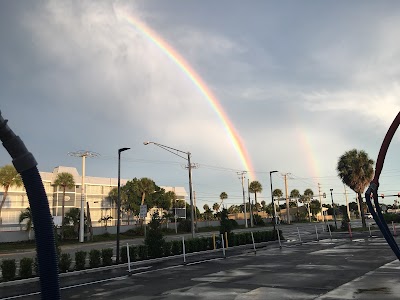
[194,191,197,232]
[318,183,324,223]
[344,185,350,221]
[284,174,290,224]
[248,178,253,227]
[238,171,248,228]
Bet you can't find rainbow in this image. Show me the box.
[117,11,256,180]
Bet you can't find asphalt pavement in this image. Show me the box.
[1,223,400,299]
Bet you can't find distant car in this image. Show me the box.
[366,213,373,219]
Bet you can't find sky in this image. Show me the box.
[1,1,400,211]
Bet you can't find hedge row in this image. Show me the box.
[120,230,280,262]
[0,248,114,282]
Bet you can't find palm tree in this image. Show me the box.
[219,192,228,209]
[212,202,220,213]
[0,165,23,224]
[337,149,374,228]
[98,215,113,232]
[249,181,263,205]
[54,172,75,240]
[303,188,314,221]
[138,178,155,205]
[19,207,33,240]
[290,189,301,221]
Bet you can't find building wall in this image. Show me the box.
[0,166,187,228]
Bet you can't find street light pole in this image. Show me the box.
[143,141,195,238]
[68,150,99,243]
[330,188,338,229]
[116,147,130,264]
[270,170,278,230]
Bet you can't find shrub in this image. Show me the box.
[34,256,39,275]
[101,248,113,266]
[19,257,33,279]
[75,251,87,271]
[120,245,137,263]
[59,253,72,273]
[383,213,400,224]
[171,240,182,255]
[253,215,265,226]
[138,245,148,260]
[163,241,172,256]
[229,219,239,228]
[145,212,165,258]
[89,249,101,268]
[178,219,191,232]
[1,259,16,281]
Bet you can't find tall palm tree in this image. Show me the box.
[290,189,301,221]
[212,202,220,213]
[54,172,75,240]
[19,207,33,240]
[249,181,263,205]
[219,192,228,209]
[337,149,374,228]
[303,188,314,221]
[0,165,23,224]
[138,178,155,205]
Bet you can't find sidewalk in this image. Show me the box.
[317,259,400,299]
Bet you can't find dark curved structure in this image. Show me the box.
[0,111,60,299]
[365,112,400,260]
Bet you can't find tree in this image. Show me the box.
[19,207,33,240]
[0,165,23,224]
[249,181,263,205]
[219,192,228,209]
[54,172,75,240]
[310,199,322,217]
[303,189,314,221]
[290,189,301,221]
[273,189,283,214]
[213,202,220,214]
[337,149,374,228]
[64,208,82,239]
[138,178,155,206]
[98,215,113,232]
[219,208,233,239]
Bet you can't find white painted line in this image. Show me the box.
[186,257,224,266]
[0,291,41,300]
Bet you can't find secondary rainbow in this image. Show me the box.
[118,11,256,179]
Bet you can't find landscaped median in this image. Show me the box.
[0,229,282,283]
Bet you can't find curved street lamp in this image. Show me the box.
[116,147,130,264]
[144,141,195,238]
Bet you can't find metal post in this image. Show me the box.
[330,189,338,229]
[315,225,319,241]
[80,155,86,243]
[187,153,195,238]
[368,223,372,238]
[238,172,248,228]
[127,243,131,273]
[182,236,186,263]
[116,147,130,264]
[276,227,282,248]
[327,223,332,240]
[221,234,226,257]
[270,171,278,230]
[250,232,256,254]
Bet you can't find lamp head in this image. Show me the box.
[270,170,278,174]
[143,141,150,145]
[118,147,130,153]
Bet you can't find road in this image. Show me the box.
[0,220,370,263]
[0,230,398,299]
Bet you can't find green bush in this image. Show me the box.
[75,251,87,271]
[101,248,113,266]
[59,253,72,273]
[19,257,33,279]
[163,241,172,256]
[34,257,39,275]
[89,249,101,268]
[171,240,182,255]
[383,213,400,224]
[120,245,137,263]
[138,245,148,260]
[253,215,265,226]
[178,219,191,232]
[145,212,165,258]
[1,259,16,281]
